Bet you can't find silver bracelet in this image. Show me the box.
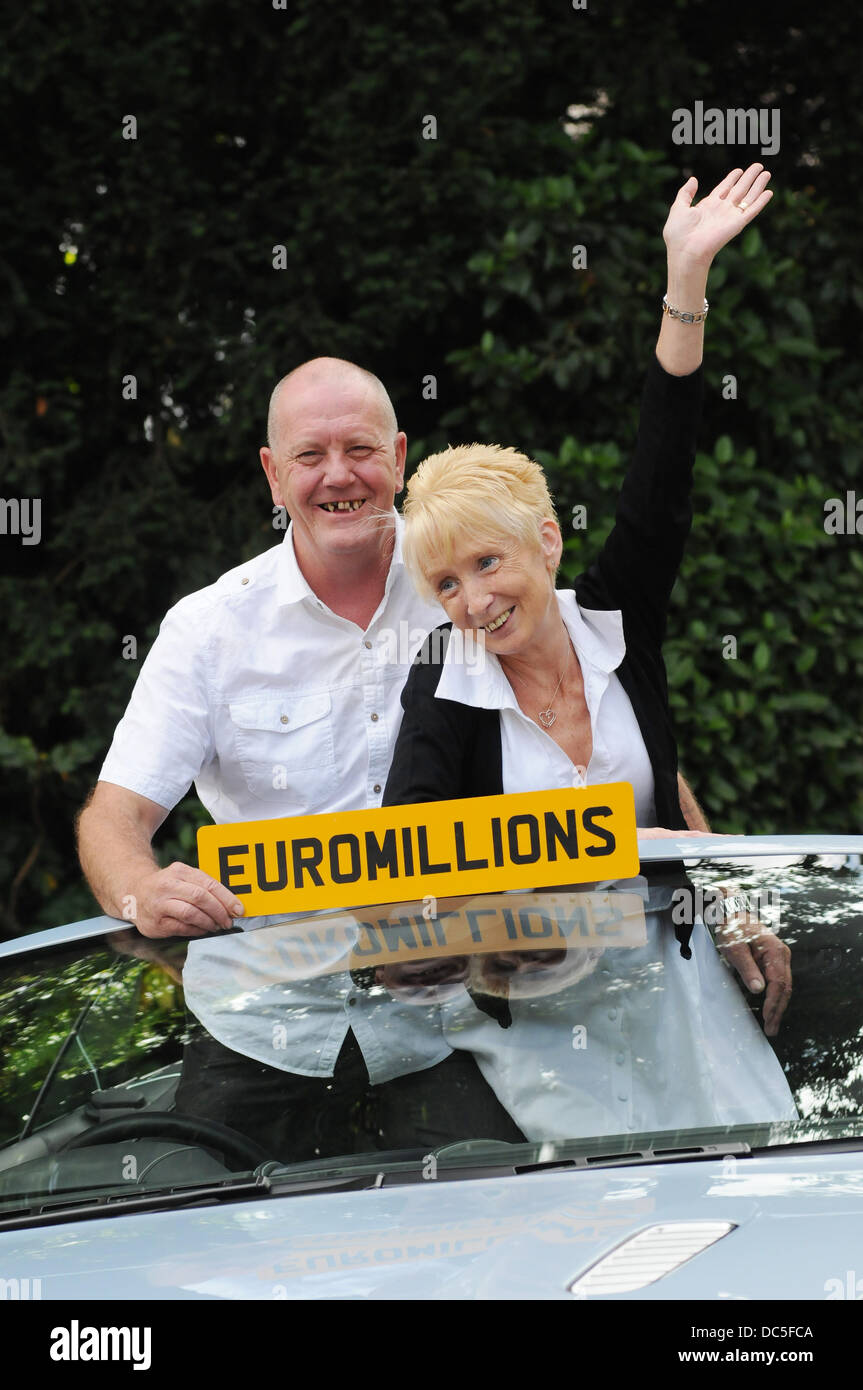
[662,293,709,324]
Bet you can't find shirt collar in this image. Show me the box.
[277,511,404,608]
[558,590,626,674]
[435,590,626,710]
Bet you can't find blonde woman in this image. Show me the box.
[383,165,794,1030]
[385,164,771,833]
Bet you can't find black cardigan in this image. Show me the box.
[383,354,704,828]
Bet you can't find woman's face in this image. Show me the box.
[426,520,562,657]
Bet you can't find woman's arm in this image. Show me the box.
[576,164,774,631]
[657,163,772,375]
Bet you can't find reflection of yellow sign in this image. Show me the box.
[350,891,647,968]
[254,1197,657,1282]
[197,785,639,917]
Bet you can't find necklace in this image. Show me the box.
[506,637,574,728]
[537,667,567,728]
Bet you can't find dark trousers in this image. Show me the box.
[174,1027,525,1164]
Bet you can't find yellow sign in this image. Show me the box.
[197,784,639,917]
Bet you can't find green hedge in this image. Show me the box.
[1,0,860,935]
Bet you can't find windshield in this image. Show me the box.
[1,852,862,1215]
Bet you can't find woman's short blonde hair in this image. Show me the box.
[401,443,559,598]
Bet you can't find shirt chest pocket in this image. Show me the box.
[228,691,337,808]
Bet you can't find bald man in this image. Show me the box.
[77,357,444,936]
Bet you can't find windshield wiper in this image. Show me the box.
[0,1166,387,1233]
[264,1139,755,1189]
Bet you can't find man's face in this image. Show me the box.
[260,376,406,563]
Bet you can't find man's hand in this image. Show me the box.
[76,783,245,939]
[129,862,245,938]
[715,914,792,1037]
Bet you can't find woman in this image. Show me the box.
[377,167,799,1138]
[384,164,773,836]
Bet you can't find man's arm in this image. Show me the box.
[677,772,711,831]
[77,782,243,937]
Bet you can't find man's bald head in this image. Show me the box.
[266,357,398,457]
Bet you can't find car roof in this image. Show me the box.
[2,833,861,964]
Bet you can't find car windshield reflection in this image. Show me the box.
[1,854,862,1216]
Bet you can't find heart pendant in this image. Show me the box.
[538,709,556,728]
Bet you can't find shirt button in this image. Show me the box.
[373,784,381,794]
[608,1009,617,1021]
[371,712,379,722]
[364,640,372,649]
[241,577,250,586]
[348,997,356,1007]
[280,715,289,725]
[616,1052,625,1066]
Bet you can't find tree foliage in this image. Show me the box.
[1,0,861,935]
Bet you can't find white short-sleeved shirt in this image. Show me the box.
[434,590,657,823]
[99,515,443,821]
[103,514,447,1079]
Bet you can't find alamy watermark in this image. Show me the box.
[378,621,486,674]
[0,1276,42,1300]
[824,1270,863,1300]
[0,497,41,545]
[671,885,782,928]
[50,1322,151,1369]
[671,101,780,157]
[824,491,862,535]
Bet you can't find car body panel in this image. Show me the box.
[0,1149,861,1300]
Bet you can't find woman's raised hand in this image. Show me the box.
[663,163,773,268]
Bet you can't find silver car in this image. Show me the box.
[0,834,861,1306]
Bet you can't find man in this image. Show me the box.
[78,357,442,936]
[79,357,539,1156]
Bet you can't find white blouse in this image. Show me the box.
[435,590,657,824]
